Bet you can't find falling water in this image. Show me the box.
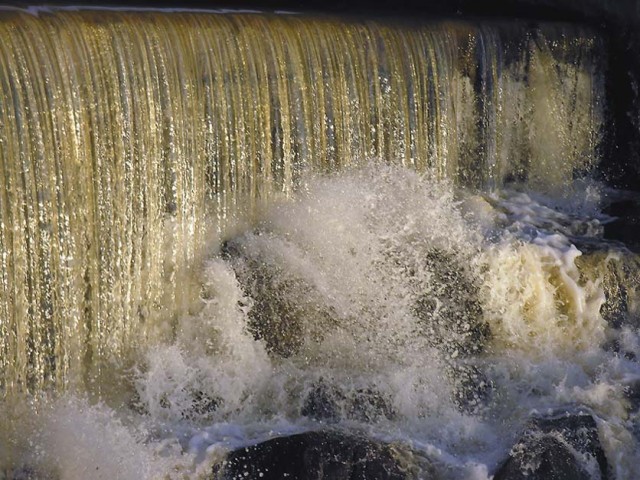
[0,10,602,398]
[2,8,631,480]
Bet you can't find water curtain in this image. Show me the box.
[0,11,603,397]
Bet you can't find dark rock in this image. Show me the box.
[602,17,640,193]
[413,249,489,357]
[186,390,220,419]
[302,382,344,422]
[448,363,492,414]
[130,388,220,421]
[603,338,637,361]
[575,248,640,329]
[221,237,303,356]
[301,381,396,423]
[623,381,640,412]
[212,431,420,480]
[410,249,492,413]
[221,238,337,358]
[496,436,592,480]
[494,412,609,480]
[1,467,57,480]
[348,388,396,423]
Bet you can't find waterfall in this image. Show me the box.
[6,9,636,480]
[0,10,603,399]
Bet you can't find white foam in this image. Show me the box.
[34,398,189,480]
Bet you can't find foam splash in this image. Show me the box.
[26,398,188,480]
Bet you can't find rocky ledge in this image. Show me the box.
[212,411,609,480]
[211,431,421,480]
[493,411,609,480]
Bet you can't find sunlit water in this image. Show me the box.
[0,11,603,399]
[0,9,632,480]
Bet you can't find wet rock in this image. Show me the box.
[1,467,57,480]
[575,248,640,329]
[212,431,420,480]
[348,388,396,423]
[410,249,492,413]
[129,388,220,421]
[221,238,337,357]
[301,381,395,423]
[448,363,492,414]
[496,437,594,480]
[302,382,344,422]
[623,381,640,413]
[603,338,637,362]
[414,249,489,357]
[494,411,609,480]
[185,390,220,420]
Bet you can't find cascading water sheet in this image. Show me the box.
[0,11,603,397]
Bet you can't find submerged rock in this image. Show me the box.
[348,388,396,423]
[301,381,395,423]
[413,249,489,357]
[130,387,220,421]
[575,248,640,329]
[494,411,609,480]
[625,385,640,414]
[0,467,57,480]
[186,390,220,419]
[410,249,493,413]
[448,363,492,414]
[301,382,344,422]
[212,431,420,480]
[221,238,337,357]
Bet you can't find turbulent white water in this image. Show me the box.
[4,166,639,479]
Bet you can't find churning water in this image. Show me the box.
[0,8,638,480]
